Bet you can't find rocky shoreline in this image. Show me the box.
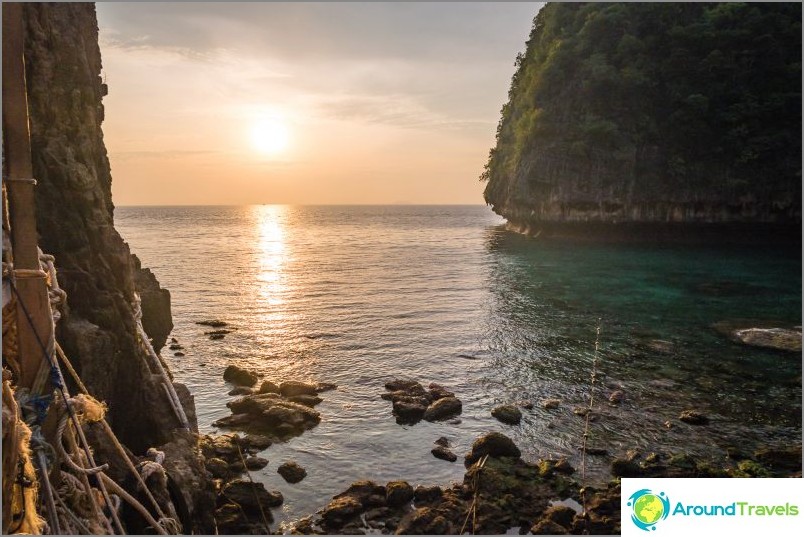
[195,366,802,535]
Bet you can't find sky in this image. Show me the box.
[97,2,542,205]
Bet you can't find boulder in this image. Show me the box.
[413,485,442,504]
[277,461,307,483]
[279,381,319,397]
[385,481,414,507]
[244,456,268,471]
[608,390,624,404]
[220,480,283,510]
[396,507,450,535]
[321,496,363,528]
[223,365,259,387]
[385,379,422,392]
[491,404,522,425]
[205,457,229,479]
[334,481,387,508]
[431,446,457,462]
[392,399,428,424]
[423,396,462,422]
[434,436,450,447]
[242,434,273,451]
[465,432,521,467]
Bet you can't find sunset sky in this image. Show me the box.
[97,2,542,205]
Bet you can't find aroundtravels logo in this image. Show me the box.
[627,489,670,531]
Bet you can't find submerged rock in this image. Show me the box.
[491,404,522,425]
[287,394,323,407]
[209,333,225,340]
[223,365,259,387]
[542,398,561,409]
[423,396,462,422]
[679,409,709,425]
[315,382,338,393]
[464,432,521,467]
[197,319,228,328]
[228,387,253,396]
[608,390,624,404]
[733,327,802,352]
[277,461,307,483]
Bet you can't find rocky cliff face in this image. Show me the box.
[21,4,213,531]
[483,3,802,231]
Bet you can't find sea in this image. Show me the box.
[115,205,802,527]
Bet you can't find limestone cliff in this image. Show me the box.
[483,3,802,231]
[20,3,212,532]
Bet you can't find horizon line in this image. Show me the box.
[116,202,492,208]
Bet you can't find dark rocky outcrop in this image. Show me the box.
[213,392,321,438]
[23,1,192,452]
[382,379,462,425]
[20,3,212,532]
[131,254,173,351]
[482,3,801,237]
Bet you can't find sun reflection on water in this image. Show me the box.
[254,205,288,307]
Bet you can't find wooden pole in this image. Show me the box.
[2,2,53,391]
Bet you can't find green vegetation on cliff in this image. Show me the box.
[483,3,802,224]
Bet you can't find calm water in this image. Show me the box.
[116,205,801,527]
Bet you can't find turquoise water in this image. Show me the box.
[115,205,801,526]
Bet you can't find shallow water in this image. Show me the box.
[116,205,801,527]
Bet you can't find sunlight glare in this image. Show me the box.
[251,118,289,155]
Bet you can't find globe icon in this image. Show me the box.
[633,493,664,525]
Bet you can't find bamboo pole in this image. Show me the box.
[2,2,54,392]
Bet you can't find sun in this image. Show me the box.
[251,118,289,155]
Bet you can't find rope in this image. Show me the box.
[7,278,125,534]
[55,412,109,475]
[132,293,190,430]
[56,342,172,522]
[34,450,61,534]
[98,474,169,536]
[579,319,602,534]
[3,177,37,185]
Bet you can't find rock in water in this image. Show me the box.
[608,390,624,404]
[223,365,259,387]
[220,480,283,510]
[215,393,321,436]
[465,432,521,467]
[287,394,323,407]
[733,327,802,352]
[228,386,253,396]
[679,409,709,425]
[320,496,363,528]
[197,319,228,327]
[277,461,307,483]
[244,456,268,471]
[423,396,462,422]
[279,380,319,397]
[542,398,561,409]
[491,404,522,425]
[431,446,457,462]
